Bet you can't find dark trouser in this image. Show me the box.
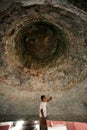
[40,117,48,130]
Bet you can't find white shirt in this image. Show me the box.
[39,102,47,118]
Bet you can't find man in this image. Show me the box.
[39,95,52,130]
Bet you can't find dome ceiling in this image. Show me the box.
[0,0,87,122]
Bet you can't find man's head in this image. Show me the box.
[41,95,47,102]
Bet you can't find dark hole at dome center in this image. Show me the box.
[15,21,68,67]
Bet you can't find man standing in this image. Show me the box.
[39,95,52,130]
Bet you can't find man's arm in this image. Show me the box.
[41,109,44,118]
[47,96,52,102]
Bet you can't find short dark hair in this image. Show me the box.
[41,95,45,100]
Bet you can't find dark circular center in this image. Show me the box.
[24,22,57,59]
[15,21,67,67]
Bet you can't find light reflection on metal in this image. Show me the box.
[9,120,40,130]
[16,120,24,129]
[9,120,24,130]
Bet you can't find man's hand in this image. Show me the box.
[47,96,52,102]
[50,96,52,100]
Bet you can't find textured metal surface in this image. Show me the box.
[23,121,39,130]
